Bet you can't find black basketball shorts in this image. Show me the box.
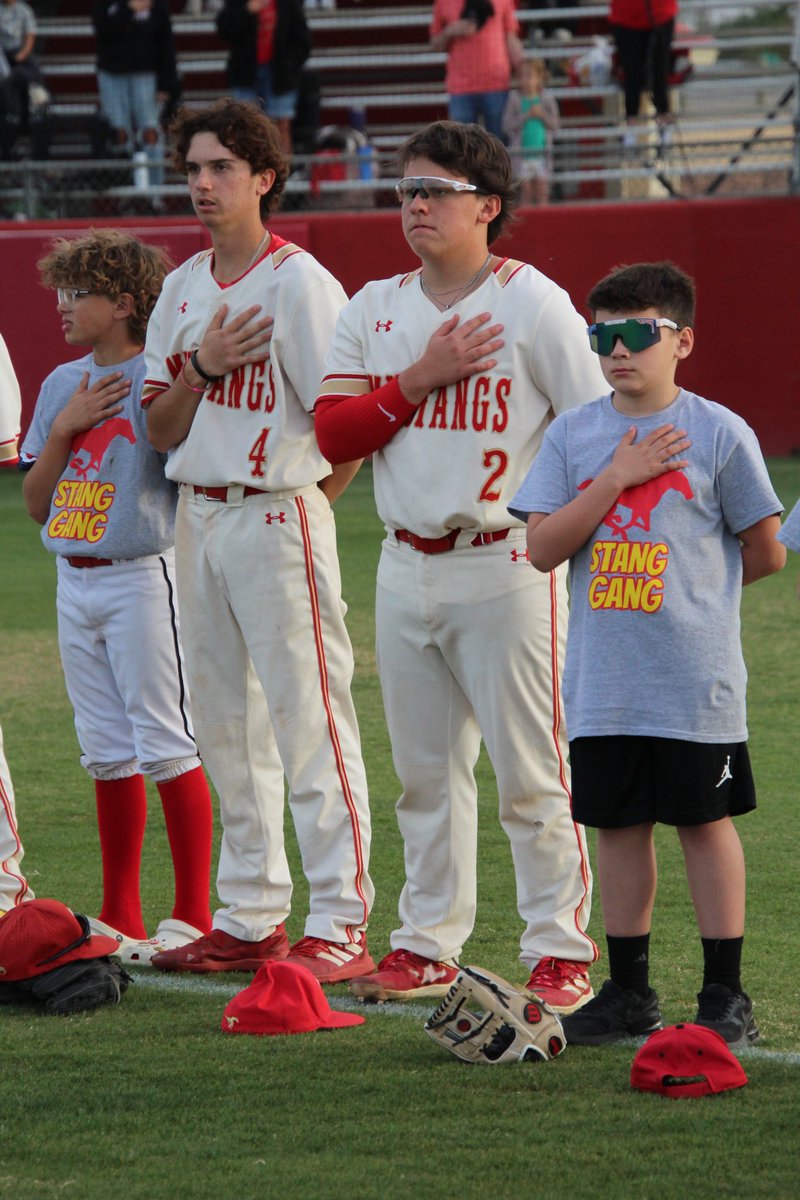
[569,735,756,829]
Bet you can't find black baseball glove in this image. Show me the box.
[0,957,132,1016]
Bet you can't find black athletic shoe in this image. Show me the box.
[561,978,663,1045]
[694,983,760,1050]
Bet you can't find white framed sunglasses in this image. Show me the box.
[395,176,484,202]
[587,317,681,355]
[57,288,92,305]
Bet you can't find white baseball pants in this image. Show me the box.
[376,532,595,967]
[55,551,200,778]
[175,485,373,943]
[0,720,31,911]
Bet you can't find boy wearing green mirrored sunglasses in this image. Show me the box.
[510,259,785,1049]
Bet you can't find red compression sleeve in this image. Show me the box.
[314,378,419,463]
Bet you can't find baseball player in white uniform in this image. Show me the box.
[316,121,604,1010]
[143,99,373,981]
[0,333,32,914]
[20,230,214,964]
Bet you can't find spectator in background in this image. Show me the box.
[503,56,559,204]
[0,0,48,160]
[92,0,180,183]
[430,0,523,140]
[216,0,310,158]
[609,0,677,141]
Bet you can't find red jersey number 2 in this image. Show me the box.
[249,427,270,478]
[479,448,509,503]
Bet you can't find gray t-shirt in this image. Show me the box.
[777,499,800,552]
[509,389,782,743]
[0,0,36,55]
[21,351,178,559]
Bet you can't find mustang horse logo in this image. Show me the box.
[578,471,694,541]
[70,418,136,480]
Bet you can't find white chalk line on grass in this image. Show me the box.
[130,971,800,1062]
[132,969,434,1020]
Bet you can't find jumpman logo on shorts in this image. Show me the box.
[715,755,733,788]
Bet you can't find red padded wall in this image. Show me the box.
[1,195,798,454]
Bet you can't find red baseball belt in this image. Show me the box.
[394,528,511,555]
[192,485,268,502]
[66,556,115,568]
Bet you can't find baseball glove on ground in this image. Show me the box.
[2,957,132,1016]
[424,965,566,1064]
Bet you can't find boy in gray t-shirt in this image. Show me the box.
[20,229,214,967]
[777,499,800,563]
[510,261,785,1049]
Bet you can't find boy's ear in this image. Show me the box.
[477,193,502,227]
[675,325,694,360]
[256,168,276,197]
[114,293,135,320]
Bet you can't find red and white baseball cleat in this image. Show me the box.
[283,933,375,984]
[525,957,594,1014]
[151,925,289,973]
[349,948,458,1002]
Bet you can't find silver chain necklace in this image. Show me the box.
[245,230,270,272]
[420,254,493,310]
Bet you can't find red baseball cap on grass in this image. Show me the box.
[631,1023,748,1099]
[221,960,366,1036]
[0,899,122,981]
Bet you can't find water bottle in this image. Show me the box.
[348,106,366,132]
[357,141,375,181]
[133,150,149,191]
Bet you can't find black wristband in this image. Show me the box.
[190,349,222,384]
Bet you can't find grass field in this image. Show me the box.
[1,459,799,1200]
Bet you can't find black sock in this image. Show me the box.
[701,936,743,994]
[606,934,651,998]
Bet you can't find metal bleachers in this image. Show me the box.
[0,0,797,217]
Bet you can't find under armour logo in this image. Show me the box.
[375,320,393,333]
[225,1016,239,1029]
[715,755,733,788]
[510,549,529,563]
[265,512,286,525]
[178,301,188,314]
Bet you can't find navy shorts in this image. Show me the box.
[569,735,756,829]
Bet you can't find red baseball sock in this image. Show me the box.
[156,766,213,934]
[95,775,148,939]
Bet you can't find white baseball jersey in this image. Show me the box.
[319,258,604,967]
[320,259,606,538]
[144,235,347,489]
[0,340,30,909]
[0,334,21,468]
[143,232,373,945]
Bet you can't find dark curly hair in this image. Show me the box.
[38,229,172,345]
[398,120,519,245]
[587,261,696,328]
[169,99,288,218]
